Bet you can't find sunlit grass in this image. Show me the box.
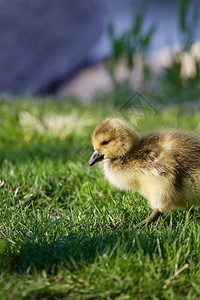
[0,94,200,299]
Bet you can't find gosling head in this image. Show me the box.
[88,117,141,166]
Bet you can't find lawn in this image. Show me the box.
[0,94,200,299]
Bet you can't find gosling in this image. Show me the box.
[88,117,200,228]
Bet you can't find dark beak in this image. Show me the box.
[88,150,104,166]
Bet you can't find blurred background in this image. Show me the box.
[1,2,200,298]
[0,0,199,103]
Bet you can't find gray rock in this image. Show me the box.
[0,0,104,95]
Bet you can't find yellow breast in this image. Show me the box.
[102,160,140,191]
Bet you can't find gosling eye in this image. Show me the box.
[101,140,110,146]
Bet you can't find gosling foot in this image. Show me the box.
[187,207,195,224]
[129,209,163,230]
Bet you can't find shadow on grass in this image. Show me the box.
[4,229,163,275]
[5,210,199,276]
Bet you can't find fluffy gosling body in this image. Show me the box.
[88,117,200,228]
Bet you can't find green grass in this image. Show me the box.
[0,94,200,299]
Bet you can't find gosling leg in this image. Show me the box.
[189,207,195,216]
[132,209,163,230]
[188,207,195,223]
